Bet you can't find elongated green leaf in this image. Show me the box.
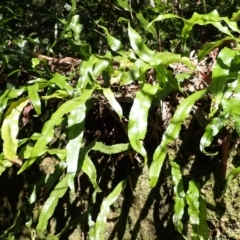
[100,26,123,52]
[197,196,209,240]
[183,10,240,40]
[0,89,26,118]
[0,153,12,175]
[29,185,37,204]
[47,149,66,161]
[80,142,129,193]
[92,142,130,154]
[77,55,98,89]
[69,40,91,60]
[200,111,228,155]
[89,180,126,240]
[93,53,112,78]
[42,90,91,134]
[37,175,69,234]
[170,162,185,234]
[120,70,136,85]
[28,83,41,116]
[18,132,52,174]
[103,88,123,119]
[148,14,182,29]
[82,154,101,192]
[66,101,91,191]
[136,13,158,39]
[117,0,133,11]
[0,89,10,106]
[222,76,240,134]
[156,52,194,70]
[27,78,50,89]
[131,59,151,83]
[2,98,28,162]
[150,89,207,187]
[155,64,168,88]
[41,90,70,100]
[198,37,237,61]
[182,13,233,40]
[128,22,160,65]
[148,10,240,45]
[128,84,158,163]
[186,180,200,225]
[18,89,93,174]
[229,53,240,74]
[67,15,83,41]
[209,47,235,117]
[49,72,73,96]
[222,166,240,198]
[223,98,240,135]
[231,11,240,21]
[76,139,101,199]
[32,57,40,68]
[8,88,26,98]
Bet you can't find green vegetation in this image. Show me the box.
[1,0,240,239]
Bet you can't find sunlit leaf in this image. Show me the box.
[89,180,126,240]
[28,83,41,116]
[18,89,93,174]
[117,0,133,12]
[182,10,240,40]
[147,14,182,29]
[2,98,28,163]
[49,72,73,96]
[66,101,91,191]
[0,89,26,119]
[68,15,83,41]
[148,10,240,45]
[170,162,185,234]
[29,185,37,204]
[41,90,70,100]
[128,22,160,65]
[69,40,91,60]
[128,84,158,163]
[198,37,237,61]
[100,26,123,52]
[131,59,151,82]
[92,142,130,154]
[82,154,101,192]
[231,11,240,21]
[0,153,12,175]
[47,149,66,161]
[222,81,240,134]
[37,175,69,234]
[136,13,158,39]
[27,78,50,89]
[150,89,207,187]
[209,47,235,117]
[103,88,123,119]
[79,141,130,195]
[186,180,200,225]
[93,53,111,78]
[77,55,98,89]
[222,166,240,198]
[32,57,40,68]
[200,111,228,155]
